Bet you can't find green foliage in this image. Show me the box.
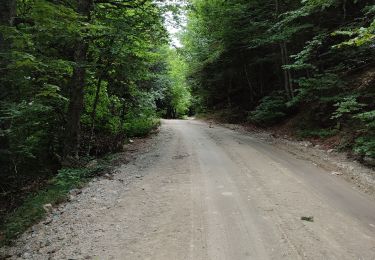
[331,96,365,119]
[0,99,65,178]
[283,33,327,71]
[0,0,181,237]
[124,117,160,137]
[354,137,375,158]
[0,166,104,243]
[297,128,338,139]
[353,110,375,158]
[248,93,288,126]
[1,0,374,243]
[334,4,375,48]
[1,0,168,161]
[355,110,375,129]
[290,73,342,106]
[182,0,374,158]
[162,48,192,118]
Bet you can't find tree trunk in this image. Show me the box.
[64,44,87,158]
[342,0,347,21]
[63,0,93,159]
[87,76,102,155]
[120,101,126,129]
[227,75,232,108]
[259,64,264,96]
[0,0,16,58]
[283,43,294,98]
[244,63,254,103]
[280,43,290,99]
[0,0,16,25]
[280,42,294,99]
[274,0,293,99]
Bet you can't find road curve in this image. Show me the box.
[4,119,375,259]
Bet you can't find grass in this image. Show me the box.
[297,128,338,139]
[0,117,160,245]
[0,165,106,245]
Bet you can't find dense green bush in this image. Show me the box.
[248,92,288,126]
[124,113,160,137]
[354,137,375,158]
[354,110,375,158]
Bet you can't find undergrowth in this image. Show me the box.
[248,92,289,126]
[0,165,106,245]
[297,128,339,139]
[124,117,160,137]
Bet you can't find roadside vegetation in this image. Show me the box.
[1,165,104,243]
[0,0,191,242]
[182,0,375,163]
[1,0,374,245]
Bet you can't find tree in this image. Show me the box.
[159,47,191,118]
[182,0,375,157]
[0,0,16,25]
[64,0,94,159]
[0,0,171,218]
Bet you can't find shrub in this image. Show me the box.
[353,110,375,158]
[297,128,338,139]
[124,117,160,137]
[248,92,288,126]
[354,137,375,158]
[331,96,365,119]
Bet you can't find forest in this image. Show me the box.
[0,0,190,240]
[183,0,374,160]
[0,0,374,243]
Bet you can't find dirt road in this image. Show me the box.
[4,119,375,259]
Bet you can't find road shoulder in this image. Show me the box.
[209,120,375,198]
